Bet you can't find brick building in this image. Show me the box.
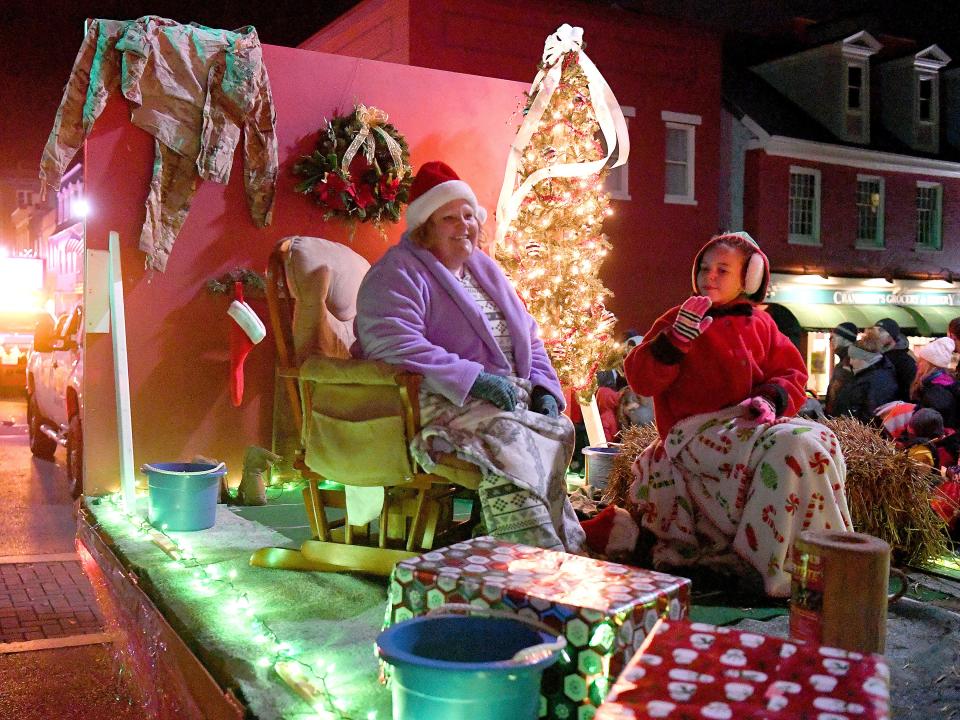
[301,0,725,333]
[721,28,960,393]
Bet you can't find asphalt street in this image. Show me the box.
[0,392,140,719]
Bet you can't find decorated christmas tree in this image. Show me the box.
[496,25,629,407]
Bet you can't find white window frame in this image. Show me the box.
[788,165,821,245]
[846,62,866,115]
[915,181,943,251]
[917,74,936,125]
[605,106,635,200]
[855,174,885,249]
[661,110,701,205]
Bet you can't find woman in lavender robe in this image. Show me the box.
[354,161,585,552]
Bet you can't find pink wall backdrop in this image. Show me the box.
[83,44,526,494]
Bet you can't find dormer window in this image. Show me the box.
[847,65,863,111]
[918,77,933,122]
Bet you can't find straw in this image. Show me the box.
[822,416,948,565]
[602,423,658,508]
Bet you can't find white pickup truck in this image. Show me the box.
[26,305,83,497]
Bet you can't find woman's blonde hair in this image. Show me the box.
[409,217,488,250]
[910,357,939,401]
[409,222,432,249]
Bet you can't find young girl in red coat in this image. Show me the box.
[624,232,853,597]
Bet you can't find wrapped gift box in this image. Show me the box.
[596,618,890,719]
[385,536,691,719]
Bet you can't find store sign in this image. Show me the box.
[767,286,960,306]
[832,291,960,306]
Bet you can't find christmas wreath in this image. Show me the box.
[293,105,413,226]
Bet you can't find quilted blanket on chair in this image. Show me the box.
[410,377,586,553]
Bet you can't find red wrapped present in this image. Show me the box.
[597,618,890,719]
[385,536,691,719]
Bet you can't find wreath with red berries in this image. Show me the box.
[293,105,413,226]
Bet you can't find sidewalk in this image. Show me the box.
[0,553,107,648]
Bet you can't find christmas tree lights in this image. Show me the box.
[496,24,630,403]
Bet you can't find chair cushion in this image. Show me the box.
[282,236,370,361]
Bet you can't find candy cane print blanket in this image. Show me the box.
[630,405,852,597]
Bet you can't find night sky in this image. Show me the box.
[1,0,959,181]
[0,0,359,177]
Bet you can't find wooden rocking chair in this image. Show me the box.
[250,236,482,576]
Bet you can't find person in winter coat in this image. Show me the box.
[354,161,584,553]
[825,321,858,416]
[949,317,960,382]
[895,407,959,470]
[830,328,899,423]
[910,337,960,429]
[874,318,917,402]
[624,231,852,598]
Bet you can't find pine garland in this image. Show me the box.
[206,268,266,297]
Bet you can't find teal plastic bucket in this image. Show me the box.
[377,606,564,720]
[142,462,226,531]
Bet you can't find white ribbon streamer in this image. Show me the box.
[340,105,407,179]
[495,24,630,246]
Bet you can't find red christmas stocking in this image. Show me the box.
[228,282,266,407]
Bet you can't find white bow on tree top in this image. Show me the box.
[542,23,583,65]
[495,24,631,246]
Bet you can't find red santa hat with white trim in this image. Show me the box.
[405,161,488,233]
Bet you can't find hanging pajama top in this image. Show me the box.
[39,16,278,272]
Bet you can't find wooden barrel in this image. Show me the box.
[789,530,895,653]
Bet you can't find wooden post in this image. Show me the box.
[108,232,137,513]
[579,393,607,447]
[789,530,903,654]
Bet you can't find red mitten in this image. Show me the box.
[228,283,266,407]
[670,295,713,346]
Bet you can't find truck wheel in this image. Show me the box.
[67,414,83,498]
[28,394,57,460]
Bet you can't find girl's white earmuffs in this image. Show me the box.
[744,252,764,295]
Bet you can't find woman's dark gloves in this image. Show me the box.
[468,374,559,417]
[469,372,518,411]
[531,386,560,417]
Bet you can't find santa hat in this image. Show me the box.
[918,336,956,369]
[405,161,488,233]
[691,231,770,303]
[580,505,640,558]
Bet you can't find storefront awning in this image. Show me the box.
[851,304,921,333]
[898,304,959,335]
[769,303,923,334]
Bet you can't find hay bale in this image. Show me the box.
[603,424,658,507]
[603,417,948,564]
[822,416,948,565]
